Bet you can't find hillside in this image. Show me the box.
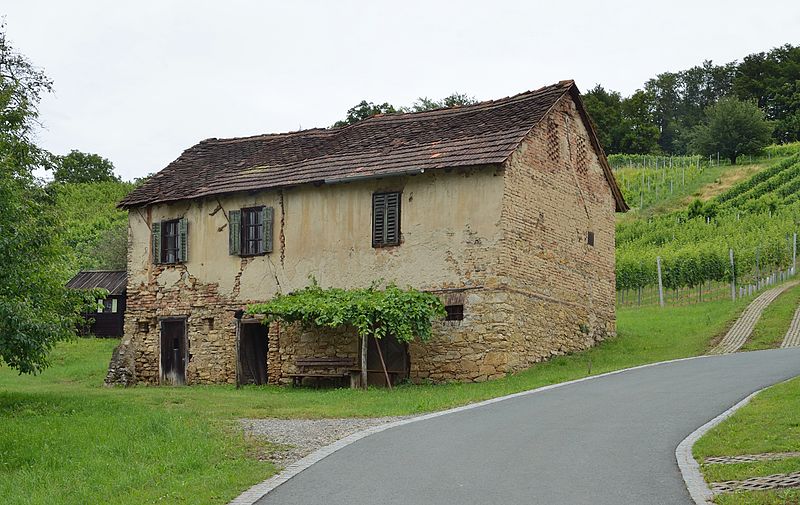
[614,144,800,305]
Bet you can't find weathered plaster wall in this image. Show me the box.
[121,94,619,386]
[124,168,506,384]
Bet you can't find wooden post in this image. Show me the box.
[373,336,393,390]
[657,256,665,308]
[235,320,241,388]
[360,333,368,389]
[729,248,736,301]
[793,232,797,274]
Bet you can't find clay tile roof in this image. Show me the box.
[120,80,627,211]
[66,270,127,295]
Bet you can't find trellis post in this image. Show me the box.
[729,248,736,301]
[657,256,665,308]
[361,333,368,389]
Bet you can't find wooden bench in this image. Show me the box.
[288,357,356,387]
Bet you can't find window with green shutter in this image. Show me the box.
[154,218,187,264]
[230,206,274,256]
[372,192,401,247]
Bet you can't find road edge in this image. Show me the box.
[675,376,799,505]
[229,353,718,505]
[674,390,760,505]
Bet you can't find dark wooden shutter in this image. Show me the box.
[262,206,274,254]
[152,221,161,264]
[178,218,188,263]
[229,210,241,256]
[372,193,386,247]
[372,192,400,247]
[385,193,400,246]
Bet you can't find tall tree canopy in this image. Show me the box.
[689,97,773,164]
[585,43,798,155]
[53,149,118,183]
[0,24,95,374]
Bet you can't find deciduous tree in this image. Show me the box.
[689,97,773,165]
[0,23,95,374]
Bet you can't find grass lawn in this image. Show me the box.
[0,298,746,505]
[741,281,800,351]
[694,376,800,504]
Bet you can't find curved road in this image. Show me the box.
[257,348,800,505]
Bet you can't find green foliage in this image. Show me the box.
[615,156,800,293]
[588,44,798,155]
[403,92,477,112]
[53,150,118,183]
[333,92,477,127]
[716,154,800,209]
[53,181,135,272]
[689,97,773,164]
[763,141,800,158]
[332,100,397,127]
[246,280,446,343]
[0,23,102,374]
[609,154,705,209]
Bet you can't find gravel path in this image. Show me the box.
[241,417,411,467]
[781,305,800,348]
[710,281,798,354]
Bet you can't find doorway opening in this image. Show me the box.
[160,319,187,385]
[238,322,268,385]
[366,334,409,387]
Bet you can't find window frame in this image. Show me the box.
[161,218,180,264]
[240,206,265,257]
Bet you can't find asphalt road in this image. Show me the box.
[257,348,800,505]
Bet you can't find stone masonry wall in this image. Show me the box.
[124,264,244,385]
[494,94,617,369]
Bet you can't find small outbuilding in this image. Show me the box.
[66,270,127,337]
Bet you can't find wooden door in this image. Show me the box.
[161,319,186,385]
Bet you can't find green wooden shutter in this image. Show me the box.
[178,218,188,263]
[262,207,274,254]
[229,210,241,256]
[152,221,161,264]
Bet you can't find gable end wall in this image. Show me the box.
[496,94,617,371]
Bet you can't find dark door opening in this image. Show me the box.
[239,323,268,385]
[366,334,409,387]
[160,319,186,385]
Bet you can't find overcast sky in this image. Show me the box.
[4,0,799,181]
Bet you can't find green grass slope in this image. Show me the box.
[0,299,746,505]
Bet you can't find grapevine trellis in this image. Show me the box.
[616,151,800,305]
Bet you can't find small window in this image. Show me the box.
[98,298,118,313]
[372,192,401,247]
[152,218,187,264]
[137,321,150,333]
[444,304,464,321]
[229,207,273,256]
[162,219,180,263]
[241,207,264,256]
[587,231,595,247]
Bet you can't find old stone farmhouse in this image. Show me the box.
[112,80,627,387]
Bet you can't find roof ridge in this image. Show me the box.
[339,81,574,127]
[192,81,575,145]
